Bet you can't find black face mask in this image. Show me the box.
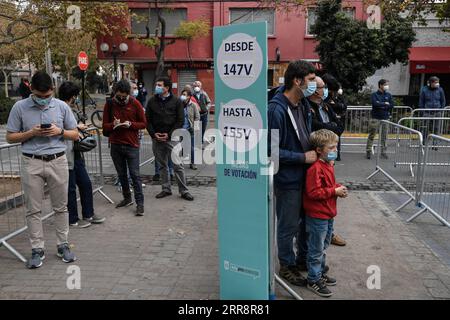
[115,95,129,105]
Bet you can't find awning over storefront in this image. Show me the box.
[409,47,450,74]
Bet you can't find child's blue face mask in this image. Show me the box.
[326,151,338,162]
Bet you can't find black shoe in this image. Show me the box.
[307,279,333,297]
[152,174,160,182]
[135,205,144,216]
[320,274,337,286]
[181,192,194,201]
[381,153,389,159]
[279,265,307,287]
[156,191,172,199]
[115,198,133,208]
[366,151,371,159]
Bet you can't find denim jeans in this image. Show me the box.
[110,144,144,206]
[155,158,174,175]
[200,113,208,143]
[68,158,94,224]
[306,216,334,283]
[275,188,308,266]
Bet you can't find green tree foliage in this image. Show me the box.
[312,0,416,93]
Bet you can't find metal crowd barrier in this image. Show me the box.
[0,128,113,262]
[139,131,155,168]
[268,161,302,300]
[83,127,114,203]
[411,107,450,118]
[344,106,412,135]
[341,106,412,153]
[0,143,28,261]
[398,117,450,140]
[367,121,423,212]
[408,134,450,228]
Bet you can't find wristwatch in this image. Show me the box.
[60,128,65,136]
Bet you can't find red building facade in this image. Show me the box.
[97,1,367,102]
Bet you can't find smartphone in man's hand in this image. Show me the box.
[40,123,52,129]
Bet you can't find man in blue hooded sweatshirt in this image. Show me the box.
[268,60,318,286]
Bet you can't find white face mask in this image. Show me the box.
[337,88,343,95]
[194,86,201,93]
[383,85,389,91]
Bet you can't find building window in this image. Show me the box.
[342,7,356,19]
[306,7,355,36]
[306,8,317,36]
[230,8,275,35]
[131,8,187,36]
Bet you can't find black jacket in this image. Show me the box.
[145,93,184,138]
[308,99,344,136]
[326,95,347,118]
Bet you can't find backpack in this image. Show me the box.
[102,98,113,137]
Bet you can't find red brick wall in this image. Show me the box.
[197,69,215,103]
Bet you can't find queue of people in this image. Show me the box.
[5,70,211,269]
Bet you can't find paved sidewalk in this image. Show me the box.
[1,185,449,299]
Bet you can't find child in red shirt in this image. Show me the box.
[304,129,348,297]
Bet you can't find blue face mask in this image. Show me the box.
[323,88,329,100]
[302,81,317,97]
[32,94,52,107]
[326,151,338,162]
[155,86,164,95]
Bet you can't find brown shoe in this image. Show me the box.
[331,233,347,246]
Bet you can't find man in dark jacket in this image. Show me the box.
[308,76,344,137]
[419,76,447,137]
[268,60,318,287]
[419,76,446,109]
[366,79,394,159]
[146,76,194,201]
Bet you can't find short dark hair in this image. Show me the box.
[378,79,388,87]
[284,60,316,90]
[181,89,192,97]
[58,81,80,102]
[156,76,172,91]
[322,73,340,92]
[429,76,439,83]
[31,71,53,92]
[114,80,131,94]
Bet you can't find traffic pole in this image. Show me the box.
[82,70,86,123]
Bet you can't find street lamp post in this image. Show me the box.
[100,42,128,83]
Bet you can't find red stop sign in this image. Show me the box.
[77,51,89,71]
